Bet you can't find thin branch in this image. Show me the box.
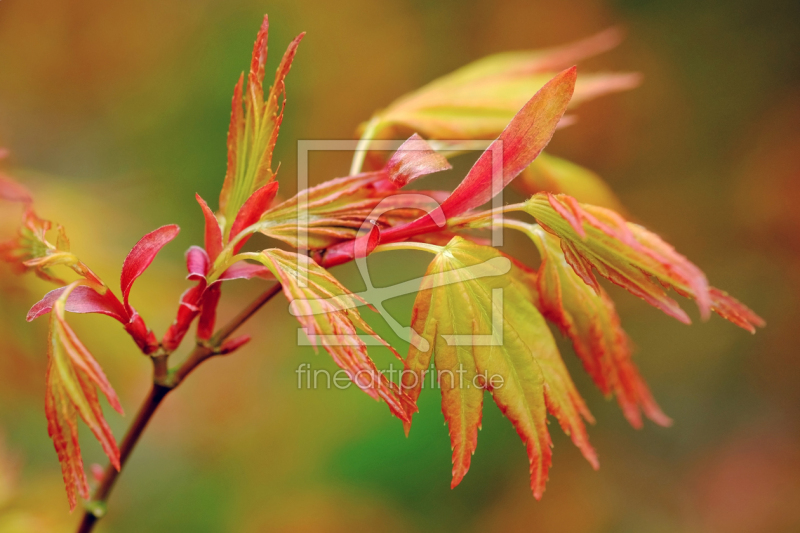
[75,283,282,533]
[172,282,283,386]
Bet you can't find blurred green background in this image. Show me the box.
[1,0,799,531]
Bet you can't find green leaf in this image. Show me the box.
[401,237,597,498]
[363,29,640,142]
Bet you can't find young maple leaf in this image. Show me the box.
[323,66,579,267]
[161,245,273,351]
[402,237,597,498]
[217,15,304,238]
[28,225,181,354]
[244,248,416,422]
[358,28,638,144]
[258,134,452,251]
[520,223,670,428]
[45,283,123,511]
[524,193,765,331]
[0,208,78,284]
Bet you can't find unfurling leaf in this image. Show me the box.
[250,249,415,422]
[436,67,577,218]
[27,285,127,323]
[360,28,639,142]
[522,223,670,428]
[196,194,224,262]
[218,15,304,237]
[121,225,180,313]
[0,208,79,284]
[402,237,596,498]
[330,67,579,264]
[27,225,180,354]
[259,136,451,251]
[119,224,180,353]
[161,245,273,351]
[514,152,624,212]
[46,283,123,510]
[384,133,452,187]
[524,193,765,330]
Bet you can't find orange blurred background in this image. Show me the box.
[1,0,799,531]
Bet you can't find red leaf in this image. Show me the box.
[324,68,578,265]
[219,335,251,355]
[27,286,127,323]
[186,245,210,281]
[197,284,222,341]
[247,15,270,111]
[216,262,274,282]
[218,74,244,223]
[229,181,279,250]
[710,287,766,334]
[384,134,452,187]
[161,282,206,352]
[440,67,577,217]
[45,378,87,510]
[120,225,180,311]
[196,194,223,262]
[264,30,305,167]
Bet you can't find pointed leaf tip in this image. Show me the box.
[524,225,670,429]
[196,194,223,262]
[384,134,452,187]
[440,66,577,218]
[230,181,279,251]
[121,224,180,309]
[28,285,127,323]
[526,193,712,323]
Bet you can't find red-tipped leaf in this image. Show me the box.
[196,194,223,262]
[230,181,279,251]
[27,285,127,323]
[120,224,180,310]
[384,134,452,187]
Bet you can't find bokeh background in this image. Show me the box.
[1,0,799,531]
